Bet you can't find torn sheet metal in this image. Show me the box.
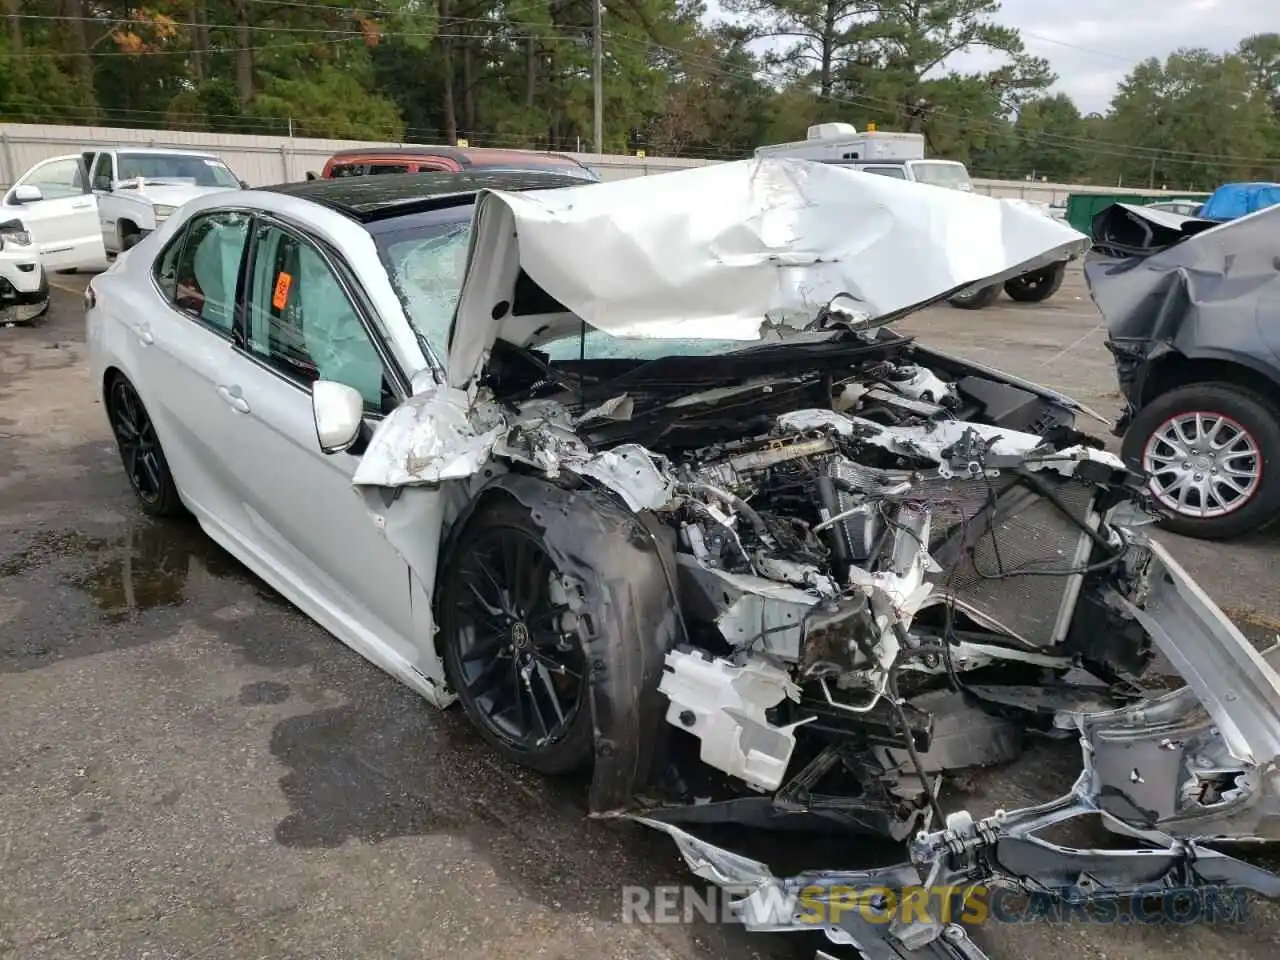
[776,409,1123,480]
[568,443,677,512]
[447,157,1090,386]
[639,787,1280,955]
[635,640,1280,957]
[1073,538,1280,840]
[633,815,993,959]
[352,386,674,509]
[1086,201,1280,345]
[574,393,635,426]
[1089,201,1220,257]
[630,525,1280,956]
[352,385,506,487]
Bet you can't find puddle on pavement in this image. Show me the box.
[0,519,282,621]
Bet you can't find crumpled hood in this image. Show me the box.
[1004,197,1052,217]
[114,182,233,207]
[446,157,1090,387]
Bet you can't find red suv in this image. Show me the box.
[310,146,598,181]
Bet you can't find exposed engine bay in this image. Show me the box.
[471,325,1157,832]
[364,322,1280,960]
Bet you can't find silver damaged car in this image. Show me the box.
[86,158,1280,960]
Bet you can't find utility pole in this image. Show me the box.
[592,0,603,155]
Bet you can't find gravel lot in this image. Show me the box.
[3,265,1280,960]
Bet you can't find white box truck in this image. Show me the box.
[755,123,928,163]
[755,124,1071,309]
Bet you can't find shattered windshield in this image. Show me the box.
[370,207,474,361]
[909,160,973,191]
[117,153,240,187]
[372,204,772,365]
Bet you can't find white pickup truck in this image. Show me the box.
[83,148,246,255]
[1,147,245,269]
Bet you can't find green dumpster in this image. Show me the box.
[1065,192,1211,237]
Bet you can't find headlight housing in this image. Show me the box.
[0,218,33,249]
[153,204,177,221]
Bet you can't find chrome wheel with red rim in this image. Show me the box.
[1143,412,1262,519]
[1122,381,1280,541]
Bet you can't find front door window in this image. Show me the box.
[244,224,391,412]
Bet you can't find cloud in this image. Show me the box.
[932,0,1274,112]
[707,0,1275,114]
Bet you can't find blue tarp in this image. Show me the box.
[1198,182,1280,221]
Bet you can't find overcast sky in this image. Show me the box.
[709,0,1274,114]
[949,0,1274,112]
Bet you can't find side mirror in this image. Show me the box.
[93,176,112,191]
[304,171,319,181]
[11,184,41,204]
[239,179,250,189]
[312,380,367,455]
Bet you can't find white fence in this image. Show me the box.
[0,122,1189,205]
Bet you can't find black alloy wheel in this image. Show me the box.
[948,282,1002,310]
[440,501,592,773]
[106,375,184,517]
[1003,261,1067,303]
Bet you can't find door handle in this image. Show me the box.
[71,201,93,209]
[217,384,251,414]
[136,323,154,345]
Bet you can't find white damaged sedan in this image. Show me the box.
[86,160,1280,960]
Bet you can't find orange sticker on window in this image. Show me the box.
[272,271,293,310]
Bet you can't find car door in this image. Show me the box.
[90,152,118,250]
[134,209,253,526]
[1,155,103,270]
[221,216,427,673]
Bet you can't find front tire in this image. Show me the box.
[1004,261,1066,303]
[439,497,594,774]
[122,232,143,251]
[949,283,1002,310]
[106,374,185,517]
[1122,382,1280,540]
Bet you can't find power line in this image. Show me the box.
[0,96,750,157]
[0,18,595,60]
[0,35,362,59]
[1016,30,1137,64]
[8,9,1279,169]
[620,33,1280,167]
[10,12,591,42]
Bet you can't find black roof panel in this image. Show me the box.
[257,170,589,221]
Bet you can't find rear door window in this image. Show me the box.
[328,163,368,178]
[170,211,252,334]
